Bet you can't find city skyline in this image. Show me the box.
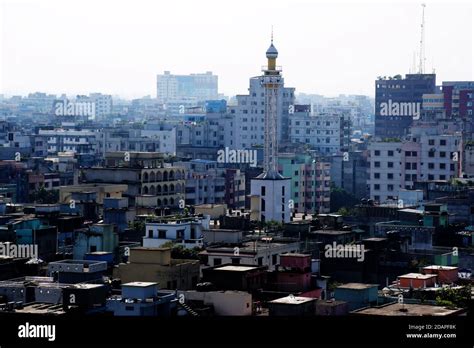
[1,0,472,99]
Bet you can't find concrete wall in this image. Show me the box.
[177,290,252,316]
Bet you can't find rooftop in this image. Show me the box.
[423,265,458,271]
[213,265,259,272]
[398,273,438,280]
[270,296,315,305]
[122,282,157,288]
[337,283,378,290]
[353,303,465,316]
[2,303,65,315]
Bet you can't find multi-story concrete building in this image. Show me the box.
[101,127,176,157]
[374,74,436,138]
[200,240,301,271]
[114,247,200,289]
[177,159,245,208]
[442,81,474,119]
[156,71,218,103]
[368,131,462,203]
[331,151,369,200]
[289,109,351,155]
[82,152,185,208]
[278,153,331,214]
[226,65,295,150]
[143,215,210,249]
[89,93,112,119]
[37,128,101,156]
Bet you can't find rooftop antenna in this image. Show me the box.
[418,3,426,74]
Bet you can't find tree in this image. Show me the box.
[128,220,145,235]
[330,186,359,213]
[435,285,471,309]
[29,187,59,204]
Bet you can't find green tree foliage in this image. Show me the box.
[330,186,359,213]
[29,187,59,204]
[435,285,471,309]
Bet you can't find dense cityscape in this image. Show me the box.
[0,0,472,345]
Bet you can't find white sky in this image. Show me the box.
[1,0,472,99]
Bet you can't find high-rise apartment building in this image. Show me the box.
[156,71,218,103]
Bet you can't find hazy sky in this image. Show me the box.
[1,0,472,99]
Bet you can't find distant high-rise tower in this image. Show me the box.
[250,36,291,223]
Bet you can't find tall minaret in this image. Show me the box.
[250,34,291,224]
[261,32,282,175]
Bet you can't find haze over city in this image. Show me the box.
[1,0,472,98]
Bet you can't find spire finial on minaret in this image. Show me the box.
[271,25,274,44]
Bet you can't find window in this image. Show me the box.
[213,258,222,266]
[176,229,184,239]
[387,162,394,168]
[440,139,446,146]
[387,184,394,191]
[428,174,434,180]
[158,230,166,239]
[257,257,263,266]
[148,230,153,238]
[374,162,380,168]
[374,150,380,156]
[374,173,380,179]
[272,254,278,265]
[428,163,434,169]
[387,173,394,179]
[231,258,240,265]
[439,175,446,180]
[439,163,446,170]
[440,151,446,158]
[388,150,394,157]
[405,151,411,157]
[374,184,380,190]
[261,186,266,196]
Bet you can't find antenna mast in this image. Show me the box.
[418,3,426,74]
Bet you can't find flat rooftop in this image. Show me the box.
[313,230,353,236]
[363,238,387,242]
[337,283,378,290]
[353,303,465,316]
[280,253,311,258]
[423,266,458,271]
[5,303,65,315]
[214,265,258,272]
[399,273,438,280]
[270,296,315,305]
[123,282,157,288]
